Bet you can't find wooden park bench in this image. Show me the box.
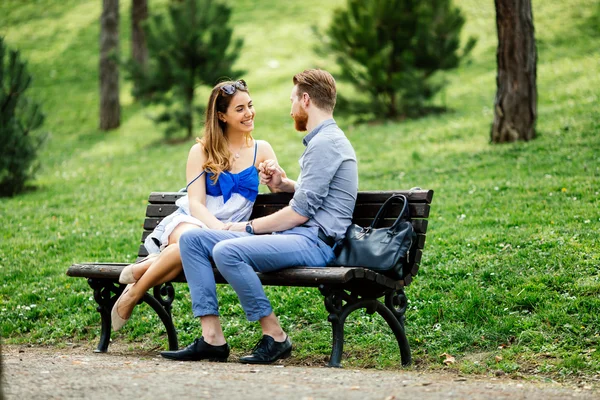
[67,189,434,367]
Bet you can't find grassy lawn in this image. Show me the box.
[1,0,599,382]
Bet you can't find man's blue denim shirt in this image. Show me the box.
[290,119,358,242]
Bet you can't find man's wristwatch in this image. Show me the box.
[245,220,254,234]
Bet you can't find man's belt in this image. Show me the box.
[317,229,336,248]
[301,224,338,249]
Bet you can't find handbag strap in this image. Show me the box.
[371,194,409,231]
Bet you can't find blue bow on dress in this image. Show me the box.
[209,168,258,203]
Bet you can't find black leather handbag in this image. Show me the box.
[333,194,415,279]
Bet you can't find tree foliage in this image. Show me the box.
[318,0,476,119]
[127,0,243,139]
[0,37,46,197]
[584,2,600,36]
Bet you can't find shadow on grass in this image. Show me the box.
[143,134,197,151]
[0,182,43,198]
[580,4,600,38]
[538,13,600,61]
[74,101,148,149]
[0,0,83,27]
[336,96,451,126]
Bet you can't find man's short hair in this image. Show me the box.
[293,69,336,113]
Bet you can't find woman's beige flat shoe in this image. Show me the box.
[111,285,132,331]
[119,253,158,284]
[118,264,137,284]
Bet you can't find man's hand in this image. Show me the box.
[259,159,284,189]
[223,222,246,232]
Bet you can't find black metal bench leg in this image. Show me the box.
[148,283,178,351]
[320,286,412,367]
[321,287,381,368]
[320,286,345,367]
[328,299,380,367]
[384,289,411,366]
[95,306,112,353]
[88,278,119,353]
[139,293,178,350]
[88,279,179,352]
[327,310,345,367]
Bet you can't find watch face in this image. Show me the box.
[246,223,253,234]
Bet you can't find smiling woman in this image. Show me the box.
[110,79,283,332]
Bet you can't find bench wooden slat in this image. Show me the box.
[416,234,426,249]
[411,264,421,276]
[146,204,178,217]
[148,192,186,204]
[147,192,297,206]
[144,218,161,230]
[148,203,430,219]
[137,248,424,274]
[251,203,430,219]
[137,233,427,258]
[139,220,429,240]
[140,220,429,243]
[139,245,149,257]
[252,190,434,204]
[66,263,403,290]
[148,190,434,206]
[357,190,433,203]
[144,216,429,233]
[351,218,428,232]
[353,203,430,218]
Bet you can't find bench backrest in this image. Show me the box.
[140,190,433,285]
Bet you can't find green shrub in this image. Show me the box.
[0,37,46,197]
[317,0,476,119]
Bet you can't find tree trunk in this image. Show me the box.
[186,75,194,139]
[99,0,120,130]
[131,0,148,71]
[491,0,537,143]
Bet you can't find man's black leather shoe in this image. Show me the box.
[239,335,292,364]
[160,337,229,362]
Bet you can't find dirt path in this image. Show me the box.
[2,344,598,400]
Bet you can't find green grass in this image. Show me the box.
[1,0,599,382]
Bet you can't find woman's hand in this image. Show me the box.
[259,159,284,188]
[223,222,246,232]
[214,221,227,230]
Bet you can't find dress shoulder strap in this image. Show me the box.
[252,140,258,165]
[186,170,206,190]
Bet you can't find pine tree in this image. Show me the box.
[318,0,476,119]
[127,0,243,139]
[0,37,46,197]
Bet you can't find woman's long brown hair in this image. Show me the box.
[198,81,253,183]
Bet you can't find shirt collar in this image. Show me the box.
[302,119,336,146]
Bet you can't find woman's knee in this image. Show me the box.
[169,223,200,245]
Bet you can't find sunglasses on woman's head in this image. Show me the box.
[220,80,248,95]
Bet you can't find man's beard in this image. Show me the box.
[293,107,308,132]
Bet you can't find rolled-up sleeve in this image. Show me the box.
[290,136,342,218]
